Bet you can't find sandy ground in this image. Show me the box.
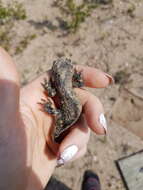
[3,0,143,189]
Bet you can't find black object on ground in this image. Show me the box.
[81,170,101,190]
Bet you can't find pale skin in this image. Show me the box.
[0,47,113,190]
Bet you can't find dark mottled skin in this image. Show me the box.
[41,58,84,143]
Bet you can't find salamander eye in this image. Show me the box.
[57,119,63,127]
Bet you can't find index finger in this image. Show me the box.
[76,65,114,88]
[20,65,113,111]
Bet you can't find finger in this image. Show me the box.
[0,47,20,113]
[49,88,106,157]
[20,65,112,110]
[57,115,90,166]
[21,65,113,107]
[73,145,87,160]
[75,88,107,135]
[76,65,114,88]
[57,146,87,167]
[20,61,114,110]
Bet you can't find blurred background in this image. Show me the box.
[1,0,143,189]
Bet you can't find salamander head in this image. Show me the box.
[52,58,73,73]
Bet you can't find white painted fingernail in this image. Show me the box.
[104,73,114,85]
[99,113,107,134]
[57,145,78,166]
[56,158,64,167]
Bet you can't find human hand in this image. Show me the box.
[0,47,113,190]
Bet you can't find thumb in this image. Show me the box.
[0,47,20,113]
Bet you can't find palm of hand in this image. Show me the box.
[20,73,58,189]
[0,74,57,189]
[0,48,112,190]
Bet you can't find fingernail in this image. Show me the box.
[57,145,78,167]
[105,73,114,85]
[99,113,107,134]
